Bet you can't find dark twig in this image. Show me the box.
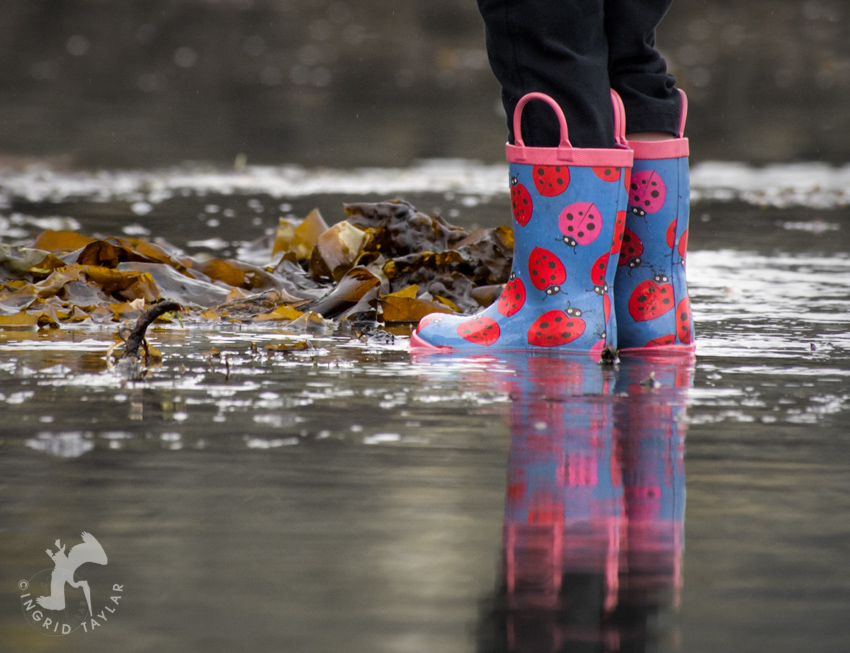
[121,301,181,360]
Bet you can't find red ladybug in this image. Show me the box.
[676,297,692,343]
[628,278,675,322]
[630,170,666,216]
[528,247,567,293]
[590,253,609,295]
[645,334,676,347]
[602,294,611,323]
[456,316,500,345]
[592,166,621,182]
[510,178,533,226]
[666,219,677,248]
[610,210,626,255]
[497,275,526,317]
[618,228,644,268]
[678,228,689,261]
[528,309,586,347]
[533,165,570,196]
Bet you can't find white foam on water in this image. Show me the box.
[2,160,849,208]
[25,432,95,458]
[0,339,113,352]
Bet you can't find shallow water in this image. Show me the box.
[1,162,850,652]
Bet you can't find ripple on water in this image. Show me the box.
[0,226,848,457]
[690,250,850,362]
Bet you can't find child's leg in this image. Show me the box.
[476,0,614,148]
[605,1,695,350]
[604,0,680,138]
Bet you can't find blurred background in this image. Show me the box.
[0,0,848,170]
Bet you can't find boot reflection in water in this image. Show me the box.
[411,0,693,354]
[616,352,692,616]
[475,351,692,652]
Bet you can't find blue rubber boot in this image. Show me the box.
[411,92,633,354]
[614,90,695,352]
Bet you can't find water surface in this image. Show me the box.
[1,162,849,652]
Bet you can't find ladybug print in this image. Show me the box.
[678,228,689,261]
[602,294,611,323]
[506,468,526,505]
[610,210,627,255]
[676,297,692,343]
[564,455,598,487]
[528,247,566,292]
[528,491,565,524]
[630,170,666,217]
[675,366,691,388]
[627,486,663,519]
[507,483,528,505]
[590,253,609,295]
[506,482,526,504]
[510,178,533,226]
[590,338,608,357]
[666,219,677,248]
[532,165,570,196]
[456,316,500,345]
[497,275,526,317]
[528,309,586,347]
[628,278,675,322]
[558,202,602,246]
[592,166,621,183]
[618,228,644,268]
[646,334,676,347]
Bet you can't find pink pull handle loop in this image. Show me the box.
[677,89,688,138]
[512,93,571,149]
[611,90,627,146]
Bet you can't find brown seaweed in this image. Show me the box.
[0,199,515,332]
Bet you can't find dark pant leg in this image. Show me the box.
[604,0,680,134]
[477,0,614,148]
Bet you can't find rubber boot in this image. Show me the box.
[614,90,695,351]
[411,92,633,354]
